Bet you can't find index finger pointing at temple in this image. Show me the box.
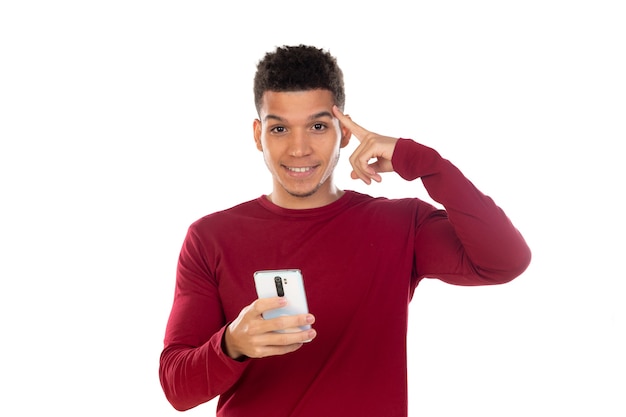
[332,105,369,141]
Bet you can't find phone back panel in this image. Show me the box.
[253,269,310,330]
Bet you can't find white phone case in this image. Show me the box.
[253,269,311,332]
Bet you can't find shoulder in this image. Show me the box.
[343,190,438,224]
[345,190,430,211]
[189,198,264,233]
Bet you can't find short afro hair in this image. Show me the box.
[253,44,345,114]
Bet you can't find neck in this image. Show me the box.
[267,185,344,209]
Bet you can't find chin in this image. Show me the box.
[284,182,323,199]
[287,188,320,199]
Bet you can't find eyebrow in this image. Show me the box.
[263,111,334,123]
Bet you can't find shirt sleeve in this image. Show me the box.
[159,225,249,411]
[392,138,531,286]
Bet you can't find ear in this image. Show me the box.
[253,119,263,151]
[339,115,352,149]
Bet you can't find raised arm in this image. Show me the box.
[332,106,531,285]
[395,138,531,284]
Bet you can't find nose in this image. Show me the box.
[288,129,312,157]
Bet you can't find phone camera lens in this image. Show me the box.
[274,276,285,297]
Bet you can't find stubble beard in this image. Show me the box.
[283,151,340,199]
[285,182,323,199]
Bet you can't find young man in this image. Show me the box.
[159,45,531,416]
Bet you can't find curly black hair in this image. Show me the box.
[253,44,345,114]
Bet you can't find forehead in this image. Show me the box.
[259,90,335,121]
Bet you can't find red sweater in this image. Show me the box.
[159,139,531,416]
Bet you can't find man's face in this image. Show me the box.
[253,90,350,208]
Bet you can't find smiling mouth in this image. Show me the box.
[287,166,313,173]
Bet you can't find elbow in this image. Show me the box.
[164,395,191,413]
[159,371,190,412]
[510,242,532,279]
[169,399,196,413]
[160,374,201,412]
[471,243,532,286]
[491,244,532,284]
[159,350,205,412]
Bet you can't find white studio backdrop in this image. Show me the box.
[1,1,624,416]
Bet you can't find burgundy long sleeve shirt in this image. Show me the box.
[159,139,531,416]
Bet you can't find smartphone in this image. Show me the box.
[253,269,311,333]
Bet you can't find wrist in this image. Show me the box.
[222,325,247,362]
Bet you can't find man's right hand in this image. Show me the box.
[223,297,317,360]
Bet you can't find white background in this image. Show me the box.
[1,1,624,416]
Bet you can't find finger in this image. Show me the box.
[332,105,370,140]
[351,167,382,184]
[349,142,381,185]
[249,335,314,358]
[262,327,317,347]
[252,297,288,316]
[350,167,381,185]
[246,326,317,358]
[348,135,398,184]
[260,313,315,334]
[365,159,388,182]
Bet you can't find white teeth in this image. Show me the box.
[288,167,311,173]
